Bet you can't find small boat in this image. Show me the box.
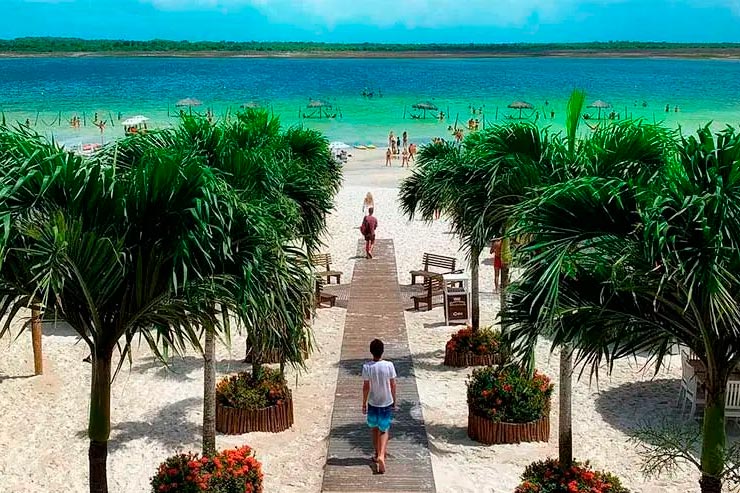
[77,142,102,156]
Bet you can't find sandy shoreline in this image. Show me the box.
[3,49,740,60]
[0,148,721,492]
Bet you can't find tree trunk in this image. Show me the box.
[559,344,573,467]
[202,327,216,457]
[252,360,263,381]
[470,245,481,331]
[700,383,726,493]
[88,351,112,493]
[31,305,43,375]
[499,263,510,328]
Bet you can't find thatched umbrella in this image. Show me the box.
[507,101,534,119]
[308,99,332,109]
[176,98,202,115]
[412,101,439,119]
[588,100,612,119]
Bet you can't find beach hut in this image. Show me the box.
[507,101,534,119]
[410,102,439,120]
[588,100,612,120]
[176,98,202,115]
[121,115,150,136]
[302,99,338,119]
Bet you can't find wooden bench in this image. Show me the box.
[311,253,343,284]
[314,278,337,308]
[411,275,444,311]
[410,253,457,285]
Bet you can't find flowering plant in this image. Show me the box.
[216,367,288,410]
[515,458,629,493]
[446,325,501,355]
[151,446,263,493]
[466,365,553,423]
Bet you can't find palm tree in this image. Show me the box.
[506,124,740,493]
[399,124,552,331]
[103,110,341,454]
[0,125,239,493]
[506,94,677,467]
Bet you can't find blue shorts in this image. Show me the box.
[367,404,393,432]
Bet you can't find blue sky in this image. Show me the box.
[4,0,740,43]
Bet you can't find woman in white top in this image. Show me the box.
[362,192,374,215]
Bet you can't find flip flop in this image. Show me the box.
[377,458,386,474]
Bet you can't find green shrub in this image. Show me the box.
[467,365,552,423]
[515,458,630,493]
[446,325,501,355]
[216,367,288,410]
[151,446,263,493]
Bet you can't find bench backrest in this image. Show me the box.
[311,253,332,271]
[422,275,445,293]
[422,253,456,273]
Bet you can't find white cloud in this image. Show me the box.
[139,0,629,28]
[139,0,740,27]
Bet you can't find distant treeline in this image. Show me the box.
[3,37,740,54]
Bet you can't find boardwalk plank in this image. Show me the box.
[321,239,436,493]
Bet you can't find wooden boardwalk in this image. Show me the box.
[322,239,436,493]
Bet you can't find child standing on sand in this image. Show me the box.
[362,339,397,474]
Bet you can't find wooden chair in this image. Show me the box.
[409,253,457,285]
[726,381,740,422]
[311,253,343,284]
[679,352,705,419]
[411,275,444,311]
[314,278,337,308]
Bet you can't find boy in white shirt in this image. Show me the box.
[362,338,397,474]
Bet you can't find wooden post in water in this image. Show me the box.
[31,304,43,375]
[35,111,40,126]
[495,107,499,120]
[58,110,62,126]
[83,111,87,126]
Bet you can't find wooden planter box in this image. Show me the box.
[216,393,294,434]
[467,405,550,445]
[444,346,502,367]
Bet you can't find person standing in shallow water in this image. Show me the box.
[362,339,397,475]
[360,207,378,259]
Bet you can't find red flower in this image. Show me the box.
[568,480,579,492]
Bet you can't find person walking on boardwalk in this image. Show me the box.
[362,339,397,474]
[360,207,378,259]
[362,192,375,215]
[490,238,502,292]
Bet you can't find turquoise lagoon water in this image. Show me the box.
[1,56,740,147]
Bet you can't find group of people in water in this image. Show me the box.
[385,130,417,167]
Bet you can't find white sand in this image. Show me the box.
[0,148,710,492]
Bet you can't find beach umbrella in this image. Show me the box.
[176,98,202,115]
[588,100,612,119]
[507,101,534,119]
[120,115,150,126]
[307,99,332,108]
[412,101,439,119]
